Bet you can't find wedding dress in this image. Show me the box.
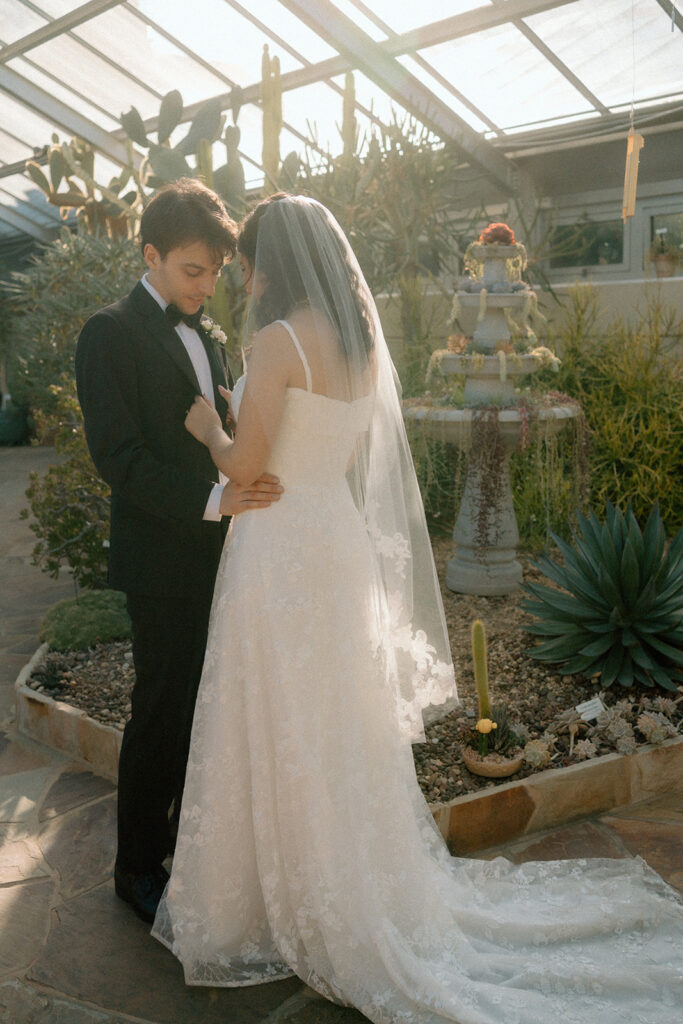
[153,321,683,1023]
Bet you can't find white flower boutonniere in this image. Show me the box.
[200,314,228,348]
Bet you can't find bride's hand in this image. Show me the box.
[185,395,223,446]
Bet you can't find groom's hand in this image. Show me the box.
[220,475,283,515]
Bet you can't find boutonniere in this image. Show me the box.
[200,314,227,348]
[200,314,230,384]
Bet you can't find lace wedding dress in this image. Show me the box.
[153,323,683,1023]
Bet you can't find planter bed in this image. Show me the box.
[16,642,683,853]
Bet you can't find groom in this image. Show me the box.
[76,179,282,923]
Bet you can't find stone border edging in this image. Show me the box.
[433,735,683,854]
[15,642,121,780]
[15,645,683,849]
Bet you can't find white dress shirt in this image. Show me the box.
[141,274,226,521]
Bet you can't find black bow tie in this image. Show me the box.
[166,303,204,330]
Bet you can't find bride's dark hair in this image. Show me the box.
[238,193,375,358]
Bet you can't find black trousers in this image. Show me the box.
[116,588,215,873]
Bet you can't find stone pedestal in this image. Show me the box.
[447,447,522,596]
[404,403,577,595]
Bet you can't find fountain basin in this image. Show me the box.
[405,403,577,447]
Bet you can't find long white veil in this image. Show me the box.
[243,194,456,741]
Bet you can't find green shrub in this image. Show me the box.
[21,385,110,590]
[4,228,142,426]
[40,590,131,652]
[537,287,683,533]
[522,502,683,692]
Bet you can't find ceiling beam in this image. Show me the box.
[653,0,683,32]
[0,65,137,168]
[381,0,579,54]
[0,0,126,62]
[276,0,520,193]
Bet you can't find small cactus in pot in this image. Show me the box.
[462,620,524,777]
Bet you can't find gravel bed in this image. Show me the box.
[26,538,677,802]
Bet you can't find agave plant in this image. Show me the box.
[522,503,683,692]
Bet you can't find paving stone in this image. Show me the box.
[261,987,364,1023]
[0,828,49,884]
[0,732,51,776]
[600,816,683,893]
[0,877,54,973]
[0,979,144,1023]
[0,768,54,824]
[38,796,116,899]
[606,788,683,825]
[28,883,303,1024]
[39,767,115,822]
[501,820,629,864]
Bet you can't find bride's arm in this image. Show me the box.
[185,323,290,485]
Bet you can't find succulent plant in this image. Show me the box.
[522,502,683,692]
[522,738,552,768]
[637,712,677,745]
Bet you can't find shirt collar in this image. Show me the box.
[141,273,169,312]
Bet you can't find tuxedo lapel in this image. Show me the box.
[130,282,201,393]
[198,323,232,423]
[199,325,227,390]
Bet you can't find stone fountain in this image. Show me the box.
[404,224,577,596]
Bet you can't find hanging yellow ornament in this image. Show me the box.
[622,128,644,220]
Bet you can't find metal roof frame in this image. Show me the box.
[0,0,681,239]
[277,0,520,193]
[0,0,127,62]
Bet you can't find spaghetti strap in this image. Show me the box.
[277,320,312,392]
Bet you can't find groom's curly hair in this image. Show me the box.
[140,178,238,261]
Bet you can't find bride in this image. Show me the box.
[152,193,682,1022]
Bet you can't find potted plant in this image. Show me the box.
[460,619,524,777]
[648,232,681,278]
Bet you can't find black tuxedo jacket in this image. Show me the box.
[76,281,231,599]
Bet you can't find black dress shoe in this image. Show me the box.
[114,864,168,923]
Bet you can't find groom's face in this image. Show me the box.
[144,240,226,314]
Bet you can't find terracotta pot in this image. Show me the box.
[462,747,523,778]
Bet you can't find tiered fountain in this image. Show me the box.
[405,223,577,596]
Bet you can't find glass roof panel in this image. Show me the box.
[8,55,121,131]
[526,0,683,110]
[0,129,34,164]
[0,0,47,44]
[24,34,161,115]
[1,92,66,149]
[138,0,337,77]
[419,19,594,132]
[395,54,490,133]
[222,0,339,63]
[71,6,233,102]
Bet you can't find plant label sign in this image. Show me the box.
[575,697,607,722]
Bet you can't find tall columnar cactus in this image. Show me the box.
[261,44,282,194]
[472,619,492,720]
[342,72,357,164]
